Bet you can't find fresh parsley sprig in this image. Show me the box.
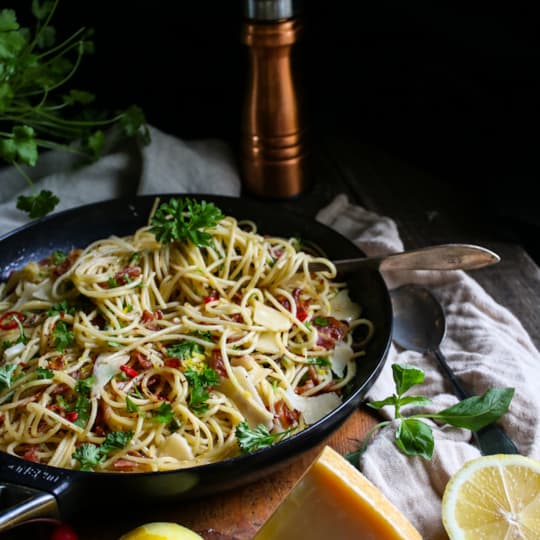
[346,363,514,464]
[72,430,133,471]
[235,421,293,454]
[0,1,150,218]
[150,198,224,247]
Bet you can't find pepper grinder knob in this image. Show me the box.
[240,0,307,198]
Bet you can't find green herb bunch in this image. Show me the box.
[150,198,224,246]
[346,363,514,465]
[0,0,150,218]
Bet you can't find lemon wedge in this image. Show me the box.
[118,522,203,540]
[442,453,540,539]
[254,445,421,540]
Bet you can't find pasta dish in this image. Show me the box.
[0,197,373,472]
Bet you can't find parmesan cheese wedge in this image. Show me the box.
[254,446,422,540]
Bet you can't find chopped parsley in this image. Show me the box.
[191,330,213,342]
[308,357,331,367]
[152,402,174,423]
[185,366,220,414]
[35,367,54,379]
[47,300,77,316]
[125,396,139,413]
[166,341,204,360]
[50,251,67,265]
[52,320,74,352]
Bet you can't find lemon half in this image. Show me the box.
[119,522,203,540]
[442,453,540,539]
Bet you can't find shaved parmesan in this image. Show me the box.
[330,342,354,378]
[158,432,194,461]
[329,290,360,321]
[219,366,274,429]
[257,332,281,354]
[285,388,342,425]
[254,302,292,332]
[12,279,54,309]
[92,353,130,397]
[3,342,25,363]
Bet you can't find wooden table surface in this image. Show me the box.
[5,137,540,540]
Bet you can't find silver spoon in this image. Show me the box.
[308,243,500,274]
[390,283,519,455]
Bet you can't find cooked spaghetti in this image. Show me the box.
[0,198,373,472]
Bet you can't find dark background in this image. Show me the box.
[9,1,540,259]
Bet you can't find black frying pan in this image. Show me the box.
[0,194,392,530]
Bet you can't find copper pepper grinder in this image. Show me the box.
[240,0,307,198]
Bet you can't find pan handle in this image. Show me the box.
[0,482,59,534]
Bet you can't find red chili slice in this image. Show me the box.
[203,291,219,304]
[0,311,25,330]
[120,365,139,378]
[65,411,79,422]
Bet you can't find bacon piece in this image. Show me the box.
[52,249,82,276]
[274,399,300,428]
[295,366,320,395]
[276,295,291,311]
[112,459,139,471]
[50,382,71,396]
[132,351,152,369]
[209,349,228,378]
[115,266,142,285]
[141,309,162,330]
[22,446,40,463]
[314,317,349,349]
[164,357,181,369]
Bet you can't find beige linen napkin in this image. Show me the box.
[317,193,540,539]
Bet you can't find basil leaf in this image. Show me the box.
[392,364,424,396]
[428,388,514,431]
[368,396,398,409]
[398,395,432,408]
[395,418,434,459]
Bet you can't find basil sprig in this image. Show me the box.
[346,363,514,463]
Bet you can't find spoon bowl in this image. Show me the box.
[390,284,519,455]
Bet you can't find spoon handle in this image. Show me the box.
[308,244,500,273]
[433,348,469,401]
[433,348,519,455]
